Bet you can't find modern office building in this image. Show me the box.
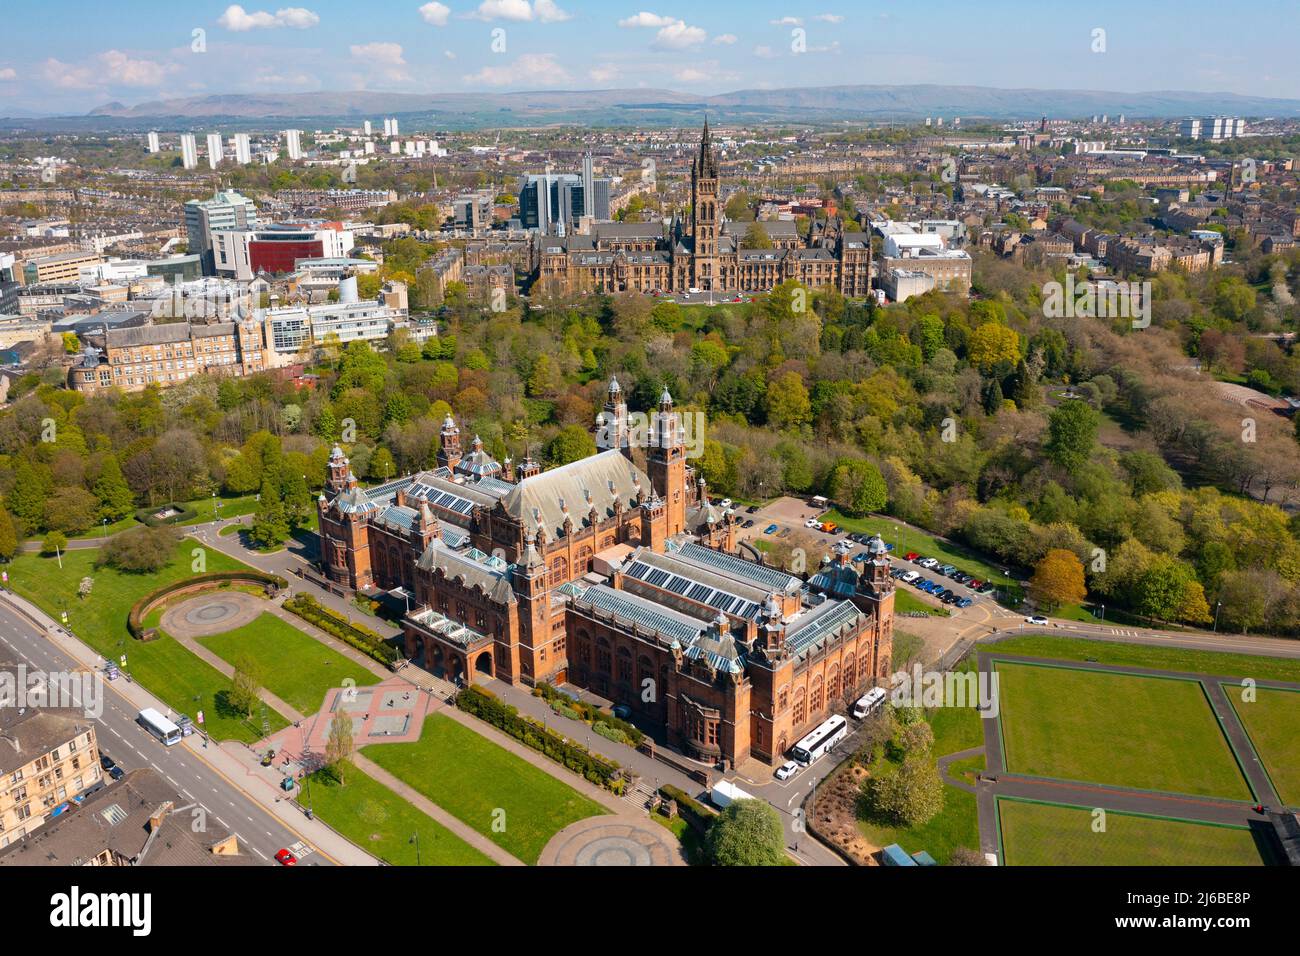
[146,131,161,154]
[211,222,354,281]
[183,190,260,275]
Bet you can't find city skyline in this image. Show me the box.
[1,0,1299,116]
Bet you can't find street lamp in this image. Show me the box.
[101,517,108,544]
[409,831,421,866]
[1213,601,1222,633]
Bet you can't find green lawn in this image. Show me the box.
[995,662,1252,800]
[894,589,951,617]
[6,544,288,743]
[991,635,1300,683]
[363,714,607,864]
[998,800,1265,866]
[198,613,379,716]
[821,509,1023,601]
[298,766,495,866]
[1227,686,1300,807]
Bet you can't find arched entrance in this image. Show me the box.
[474,650,494,676]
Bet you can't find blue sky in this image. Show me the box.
[1,0,1298,114]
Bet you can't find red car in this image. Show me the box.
[275,849,298,866]
[905,552,920,562]
[968,579,983,590]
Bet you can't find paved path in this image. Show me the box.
[936,746,984,794]
[538,815,686,866]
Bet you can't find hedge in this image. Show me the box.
[532,681,645,746]
[127,570,288,639]
[282,593,399,665]
[659,784,716,835]
[458,684,624,793]
[135,503,200,527]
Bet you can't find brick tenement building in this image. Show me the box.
[534,122,872,298]
[68,316,268,393]
[317,378,894,768]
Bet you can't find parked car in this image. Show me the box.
[805,518,820,529]
[774,760,801,781]
[108,766,124,781]
[889,567,904,578]
[904,552,920,562]
[900,570,919,584]
[99,754,116,772]
[611,704,632,720]
[966,578,982,589]
[746,505,760,514]
[778,528,792,539]
[742,519,755,528]
[274,848,298,866]
[919,558,940,569]
[938,564,957,576]
[175,714,194,737]
[764,523,779,534]
[852,552,868,564]
[978,582,996,593]
[942,592,960,604]
[1026,615,1049,626]
[956,597,973,608]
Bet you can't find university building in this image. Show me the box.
[534,122,872,299]
[317,379,895,768]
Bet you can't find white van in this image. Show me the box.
[852,687,888,720]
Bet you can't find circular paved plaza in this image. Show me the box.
[538,815,686,867]
[160,591,263,638]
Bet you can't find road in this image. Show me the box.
[0,598,335,866]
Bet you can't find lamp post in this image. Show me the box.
[1213,601,1222,633]
[102,517,108,544]
[410,831,421,866]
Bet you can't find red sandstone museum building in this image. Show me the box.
[317,379,894,767]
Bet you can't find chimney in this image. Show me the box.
[338,275,359,304]
[148,801,174,832]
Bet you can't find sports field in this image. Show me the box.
[1227,685,1300,807]
[998,800,1265,866]
[995,662,1252,800]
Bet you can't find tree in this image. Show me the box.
[92,455,135,521]
[765,372,811,429]
[1030,548,1087,610]
[1044,400,1100,471]
[861,755,944,827]
[249,479,289,549]
[546,424,596,466]
[740,221,774,249]
[828,458,887,517]
[0,507,16,561]
[229,656,263,719]
[41,530,68,556]
[43,487,99,536]
[967,322,1020,373]
[325,709,354,784]
[705,799,787,866]
[98,525,180,573]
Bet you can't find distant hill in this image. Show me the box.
[5,83,1300,130]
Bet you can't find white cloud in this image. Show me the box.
[712,34,737,45]
[653,20,706,48]
[467,0,569,21]
[463,52,571,86]
[673,66,711,83]
[418,2,451,26]
[0,68,15,81]
[443,50,457,59]
[753,45,777,59]
[534,0,572,22]
[814,13,844,23]
[99,50,177,86]
[770,16,803,26]
[619,11,706,49]
[589,63,620,83]
[618,12,675,28]
[350,42,408,82]
[217,5,320,31]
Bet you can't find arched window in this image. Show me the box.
[793,687,806,725]
[596,637,611,674]
[810,676,824,714]
[547,556,568,588]
[828,664,840,702]
[777,686,789,712]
